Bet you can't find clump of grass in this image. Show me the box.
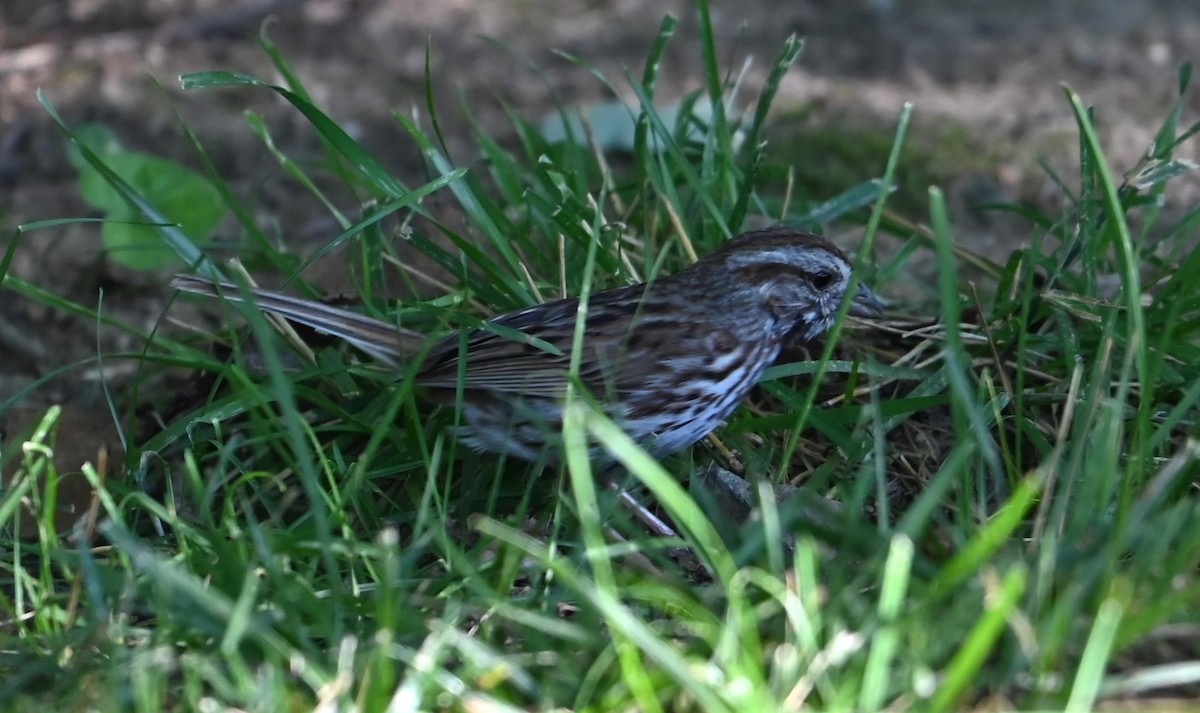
[3,2,1200,710]
[764,116,1005,218]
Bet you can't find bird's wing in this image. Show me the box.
[415,285,654,398]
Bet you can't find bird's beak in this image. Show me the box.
[848,284,885,318]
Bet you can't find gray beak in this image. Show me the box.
[848,284,885,318]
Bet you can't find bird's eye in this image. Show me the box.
[811,270,835,290]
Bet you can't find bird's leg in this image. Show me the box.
[612,485,679,539]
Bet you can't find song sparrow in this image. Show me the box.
[171,226,883,462]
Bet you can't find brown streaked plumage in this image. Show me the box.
[171,226,883,462]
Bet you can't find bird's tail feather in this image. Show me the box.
[170,275,421,365]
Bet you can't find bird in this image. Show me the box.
[171,226,883,464]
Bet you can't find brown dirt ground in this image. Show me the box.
[1,0,1198,488]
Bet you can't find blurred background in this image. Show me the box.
[3,0,1198,265]
[0,0,1197,408]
